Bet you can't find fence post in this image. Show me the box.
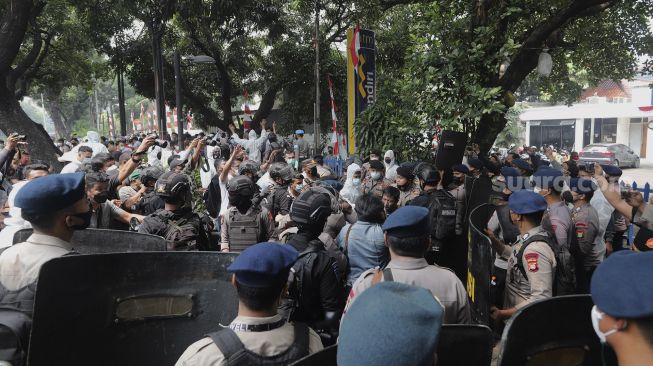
[645,183,651,202]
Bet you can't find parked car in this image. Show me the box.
[578,143,640,168]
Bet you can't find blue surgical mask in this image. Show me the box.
[352,178,361,186]
[371,172,382,181]
[295,183,304,192]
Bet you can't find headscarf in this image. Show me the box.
[384,150,398,181]
[340,163,361,205]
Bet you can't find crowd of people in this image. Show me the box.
[0,123,652,365]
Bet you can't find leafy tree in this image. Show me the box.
[363,0,653,155]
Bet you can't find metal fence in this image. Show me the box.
[324,157,345,178]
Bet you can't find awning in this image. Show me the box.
[520,103,653,121]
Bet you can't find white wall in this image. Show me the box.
[524,121,531,146]
[574,118,584,151]
[616,117,630,145]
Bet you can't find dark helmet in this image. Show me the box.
[269,162,293,183]
[418,163,440,185]
[154,171,191,198]
[227,175,255,197]
[238,160,260,176]
[141,166,165,187]
[290,188,333,229]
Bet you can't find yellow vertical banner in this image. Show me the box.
[347,29,356,155]
[347,27,376,155]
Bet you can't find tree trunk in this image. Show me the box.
[472,111,508,156]
[0,85,62,169]
[252,83,281,131]
[48,98,69,139]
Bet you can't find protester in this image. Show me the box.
[61,146,93,174]
[394,165,420,207]
[383,150,398,181]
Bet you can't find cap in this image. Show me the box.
[295,129,305,135]
[128,170,141,182]
[569,177,595,193]
[452,164,469,174]
[382,206,430,238]
[531,167,564,189]
[369,160,384,171]
[591,251,653,318]
[513,159,532,172]
[601,164,622,177]
[396,165,414,180]
[468,158,483,170]
[169,159,187,171]
[16,172,86,215]
[338,282,444,366]
[227,242,299,287]
[501,166,520,178]
[508,190,547,214]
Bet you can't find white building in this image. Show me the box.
[520,78,653,158]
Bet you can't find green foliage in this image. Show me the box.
[494,104,525,148]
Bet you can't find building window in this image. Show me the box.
[594,118,617,143]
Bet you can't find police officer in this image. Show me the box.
[345,206,471,324]
[467,158,483,178]
[360,160,391,198]
[393,165,420,207]
[490,190,556,321]
[512,158,533,177]
[590,251,653,366]
[448,164,468,236]
[0,173,90,300]
[138,171,211,251]
[294,129,310,161]
[175,243,324,366]
[220,175,274,252]
[567,178,602,293]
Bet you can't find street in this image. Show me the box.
[619,158,653,187]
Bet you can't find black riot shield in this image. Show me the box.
[466,203,495,325]
[437,324,493,366]
[497,295,618,366]
[28,252,239,366]
[12,228,167,253]
[289,344,337,366]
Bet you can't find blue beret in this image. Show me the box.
[452,164,469,174]
[383,206,429,238]
[569,178,596,193]
[501,166,520,178]
[227,242,298,287]
[468,158,483,170]
[512,159,532,172]
[591,251,653,318]
[531,167,564,189]
[295,129,305,135]
[15,172,86,215]
[508,190,547,214]
[601,164,622,177]
[538,159,551,167]
[338,282,444,366]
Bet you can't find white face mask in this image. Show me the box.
[352,178,361,186]
[533,186,541,194]
[591,306,622,344]
[371,172,382,181]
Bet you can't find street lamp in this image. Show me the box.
[173,52,216,149]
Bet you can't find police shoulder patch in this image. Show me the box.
[524,252,539,272]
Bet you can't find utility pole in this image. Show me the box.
[40,93,46,127]
[313,0,320,153]
[94,86,100,131]
[117,53,127,136]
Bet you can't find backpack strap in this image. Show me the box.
[292,322,310,356]
[208,328,249,366]
[371,268,393,285]
[344,224,354,255]
[515,234,551,279]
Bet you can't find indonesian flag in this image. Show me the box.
[186,109,194,130]
[130,109,136,133]
[327,75,339,155]
[165,104,172,132]
[147,111,153,132]
[140,103,145,131]
[153,109,158,132]
[349,24,361,74]
[108,112,115,139]
[173,108,178,129]
[243,90,252,131]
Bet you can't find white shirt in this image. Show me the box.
[61,160,83,174]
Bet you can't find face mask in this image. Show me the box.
[93,192,109,204]
[70,209,92,230]
[83,158,92,164]
[453,176,464,185]
[591,306,622,344]
[352,178,361,186]
[533,186,542,194]
[287,159,297,166]
[295,184,304,192]
[384,157,392,164]
[371,172,382,181]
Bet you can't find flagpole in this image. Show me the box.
[313,0,320,154]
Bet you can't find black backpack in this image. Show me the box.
[426,189,457,241]
[279,240,323,321]
[515,232,576,296]
[207,322,309,366]
[155,211,211,251]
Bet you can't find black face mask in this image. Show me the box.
[384,158,392,164]
[70,210,92,230]
[93,192,109,204]
[453,176,465,185]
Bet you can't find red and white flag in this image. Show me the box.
[186,109,194,130]
[153,109,158,132]
[108,112,115,139]
[173,107,178,129]
[242,90,253,131]
[327,75,339,155]
[140,103,145,132]
[165,104,172,132]
[130,109,136,133]
[147,111,153,132]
